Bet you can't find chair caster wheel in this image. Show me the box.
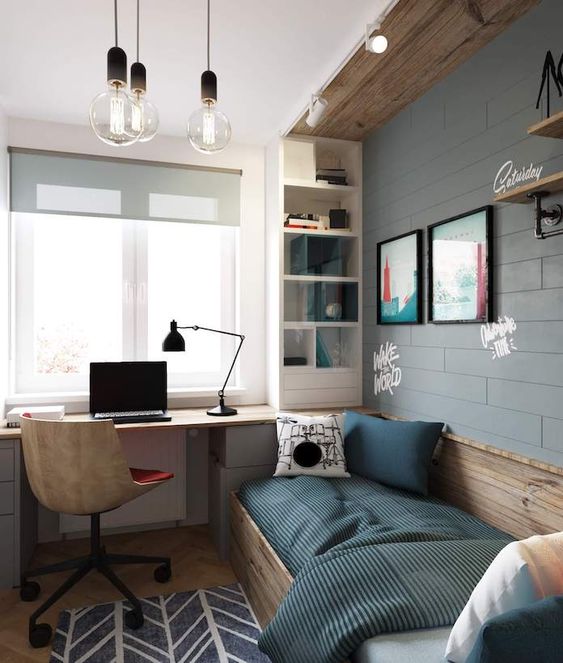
[29,623,53,648]
[154,563,171,583]
[125,609,144,630]
[20,581,40,602]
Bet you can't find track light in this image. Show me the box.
[305,92,328,128]
[365,23,388,54]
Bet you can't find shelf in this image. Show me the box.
[283,227,357,238]
[283,366,357,374]
[284,178,359,201]
[494,171,563,203]
[284,321,360,329]
[528,110,563,139]
[283,275,359,283]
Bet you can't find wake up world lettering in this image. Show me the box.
[493,160,543,195]
[374,342,401,396]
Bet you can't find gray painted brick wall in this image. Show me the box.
[362,0,563,466]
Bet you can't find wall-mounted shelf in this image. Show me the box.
[283,227,357,238]
[494,171,563,203]
[283,275,359,283]
[284,178,359,201]
[528,110,563,139]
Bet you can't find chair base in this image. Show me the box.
[20,513,172,648]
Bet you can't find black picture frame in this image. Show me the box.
[428,205,493,324]
[376,229,423,325]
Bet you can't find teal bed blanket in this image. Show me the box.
[238,475,512,663]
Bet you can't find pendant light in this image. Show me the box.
[89,0,141,146]
[187,0,231,154]
[130,0,159,142]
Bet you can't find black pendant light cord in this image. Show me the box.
[114,0,118,46]
[207,0,210,71]
[136,0,140,62]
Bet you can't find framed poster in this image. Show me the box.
[428,206,493,324]
[376,230,422,324]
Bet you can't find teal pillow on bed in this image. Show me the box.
[465,595,563,663]
[344,411,443,495]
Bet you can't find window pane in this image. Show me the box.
[146,221,237,387]
[15,213,123,391]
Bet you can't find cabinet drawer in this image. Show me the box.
[0,483,14,515]
[0,449,14,482]
[0,515,15,589]
[284,371,358,391]
[210,425,278,468]
[284,387,359,407]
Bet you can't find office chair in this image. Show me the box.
[19,415,175,648]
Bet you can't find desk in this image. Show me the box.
[0,404,376,588]
[0,404,280,439]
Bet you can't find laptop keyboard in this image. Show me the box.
[94,410,164,419]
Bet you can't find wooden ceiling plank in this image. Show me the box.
[290,0,539,141]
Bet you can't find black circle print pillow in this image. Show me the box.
[274,413,350,477]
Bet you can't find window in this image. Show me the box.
[13,212,238,393]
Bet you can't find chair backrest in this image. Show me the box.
[20,417,137,515]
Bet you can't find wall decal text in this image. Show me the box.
[480,315,517,360]
[374,342,402,395]
[493,160,543,196]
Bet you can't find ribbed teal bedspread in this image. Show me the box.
[238,475,512,663]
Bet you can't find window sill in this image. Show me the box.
[5,387,247,413]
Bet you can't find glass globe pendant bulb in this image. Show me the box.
[187,102,231,154]
[131,92,159,142]
[89,83,142,146]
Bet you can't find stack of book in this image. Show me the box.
[284,213,330,230]
[316,168,348,186]
[284,213,322,230]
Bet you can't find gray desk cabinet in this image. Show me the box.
[209,424,277,559]
[0,439,37,589]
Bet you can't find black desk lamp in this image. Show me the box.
[162,320,245,416]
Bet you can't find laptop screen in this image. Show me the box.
[89,362,168,414]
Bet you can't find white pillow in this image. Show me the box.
[274,412,350,478]
[445,532,563,662]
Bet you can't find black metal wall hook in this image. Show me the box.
[527,191,563,239]
[535,50,563,118]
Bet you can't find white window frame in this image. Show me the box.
[11,211,238,396]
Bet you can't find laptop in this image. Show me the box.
[89,361,172,424]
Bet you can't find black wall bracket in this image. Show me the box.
[527,191,563,239]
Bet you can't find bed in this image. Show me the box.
[229,414,563,663]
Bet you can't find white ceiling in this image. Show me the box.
[0,0,388,145]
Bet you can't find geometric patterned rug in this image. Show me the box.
[49,583,271,662]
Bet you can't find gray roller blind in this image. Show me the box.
[9,148,241,226]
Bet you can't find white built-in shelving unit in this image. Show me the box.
[266,135,363,409]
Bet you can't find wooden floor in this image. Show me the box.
[0,525,236,663]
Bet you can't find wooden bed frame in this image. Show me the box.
[230,413,563,629]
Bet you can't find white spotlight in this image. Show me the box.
[306,93,328,128]
[365,23,388,54]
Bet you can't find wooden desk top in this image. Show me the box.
[0,404,378,440]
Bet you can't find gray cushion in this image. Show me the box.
[344,411,444,495]
[352,627,451,663]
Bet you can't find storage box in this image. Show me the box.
[6,405,65,428]
[284,140,316,180]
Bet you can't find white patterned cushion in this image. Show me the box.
[274,412,350,477]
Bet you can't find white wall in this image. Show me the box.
[6,117,266,409]
[0,106,8,416]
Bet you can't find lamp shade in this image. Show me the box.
[162,320,185,351]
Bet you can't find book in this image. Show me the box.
[316,174,348,184]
